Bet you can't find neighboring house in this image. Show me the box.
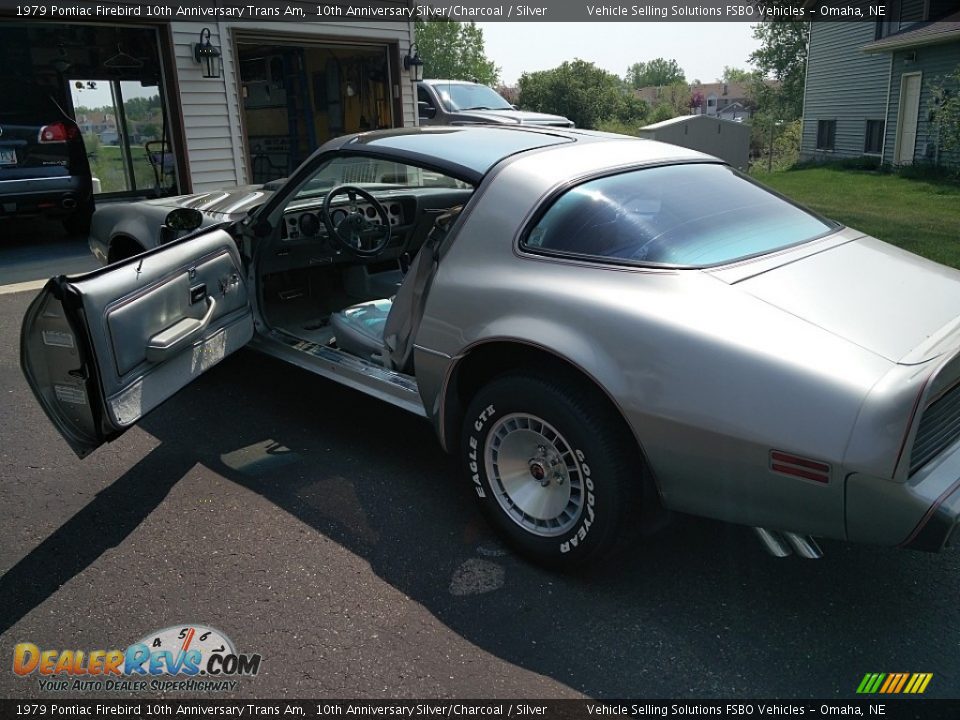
[0,9,418,196]
[634,83,696,114]
[801,4,960,168]
[76,112,118,137]
[717,101,750,122]
[636,81,762,120]
[690,81,755,119]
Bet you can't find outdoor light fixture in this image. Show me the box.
[403,45,424,82]
[194,28,222,79]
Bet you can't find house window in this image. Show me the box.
[816,120,836,151]
[865,120,885,154]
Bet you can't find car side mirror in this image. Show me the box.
[418,101,436,120]
[253,219,273,238]
[164,208,203,232]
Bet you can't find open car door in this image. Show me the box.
[21,230,253,458]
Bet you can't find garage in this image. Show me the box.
[0,22,186,199]
[236,37,398,184]
[0,12,418,195]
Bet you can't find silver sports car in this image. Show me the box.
[21,126,960,568]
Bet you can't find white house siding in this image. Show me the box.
[171,23,238,190]
[171,18,416,192]
[883,42,960,167]
[800,21,891,161]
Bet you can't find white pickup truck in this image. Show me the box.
[416,79,573,128]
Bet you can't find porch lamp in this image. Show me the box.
[194,28,222,79]
[404,45,424,82]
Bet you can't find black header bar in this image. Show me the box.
[0,0,898,22]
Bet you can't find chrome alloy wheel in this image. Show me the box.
[484,412,584,537]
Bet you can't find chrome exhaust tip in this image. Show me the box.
[753,528,823,559]
[782,531,823,559]
[753,527,792,557]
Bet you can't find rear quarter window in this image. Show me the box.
[522,163,835,268]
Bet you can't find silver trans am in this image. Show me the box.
[21,126,960,568]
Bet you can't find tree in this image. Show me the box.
[625,58,686,89]
[647,82,692,120]
[138,123,160,139]
[414,19,499,86]
[123,95,161,121]
[931,65,960,156]
[748,18,810,121]
[719,66,754,84]
[518,59,646,130]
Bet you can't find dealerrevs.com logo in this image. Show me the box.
[12,624,262,692]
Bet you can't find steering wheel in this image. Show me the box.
[322,184,392,257]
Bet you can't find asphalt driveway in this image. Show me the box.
[1,281,960,699]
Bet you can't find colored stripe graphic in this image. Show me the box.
[857,673,932,694]
[893,673,909,693]
[878,674,896,693]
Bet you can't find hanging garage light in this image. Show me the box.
[403,44,424,82]
[194,28,222,79]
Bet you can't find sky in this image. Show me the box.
[70,80,160,111]
[475,22,763,86]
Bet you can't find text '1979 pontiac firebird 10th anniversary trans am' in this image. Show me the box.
[20,125,960,568]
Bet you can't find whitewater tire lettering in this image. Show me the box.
[560,447,597,554]
[467,404,496,498]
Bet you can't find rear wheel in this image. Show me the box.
[461,372,642,569]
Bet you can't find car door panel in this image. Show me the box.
[21,229,253,457]
[106,250,246,377]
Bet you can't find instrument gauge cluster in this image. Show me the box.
[283,199,406,241]
[298,212,320,236]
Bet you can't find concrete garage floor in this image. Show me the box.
[0,217,98,290]
[0,230,959,700]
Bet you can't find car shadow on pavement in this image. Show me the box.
[3,349,958,697]
[0,446,191,636]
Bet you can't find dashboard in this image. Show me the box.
[262,188,472,277]
[264,195,415,276]
[283,199,407,242]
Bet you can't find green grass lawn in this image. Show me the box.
[86,142,159,195]
[752,166,960,269]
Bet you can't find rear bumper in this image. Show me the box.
[0,175,91,218]
[847,436,960,552]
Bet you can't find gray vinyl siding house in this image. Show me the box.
[801,5,960,168]
[875,26,960,167]
[801,22,890,161]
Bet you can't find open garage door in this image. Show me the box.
[236,37,395,184]
[0,23,183,199]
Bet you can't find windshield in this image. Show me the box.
[435,83,513,112]
[293,155,471,201]
[523,164,836,268]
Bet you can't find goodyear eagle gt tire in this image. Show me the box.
[461,372,641,568]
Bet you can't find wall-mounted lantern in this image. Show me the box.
[194,28,222,79]
[403,45,424,82]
